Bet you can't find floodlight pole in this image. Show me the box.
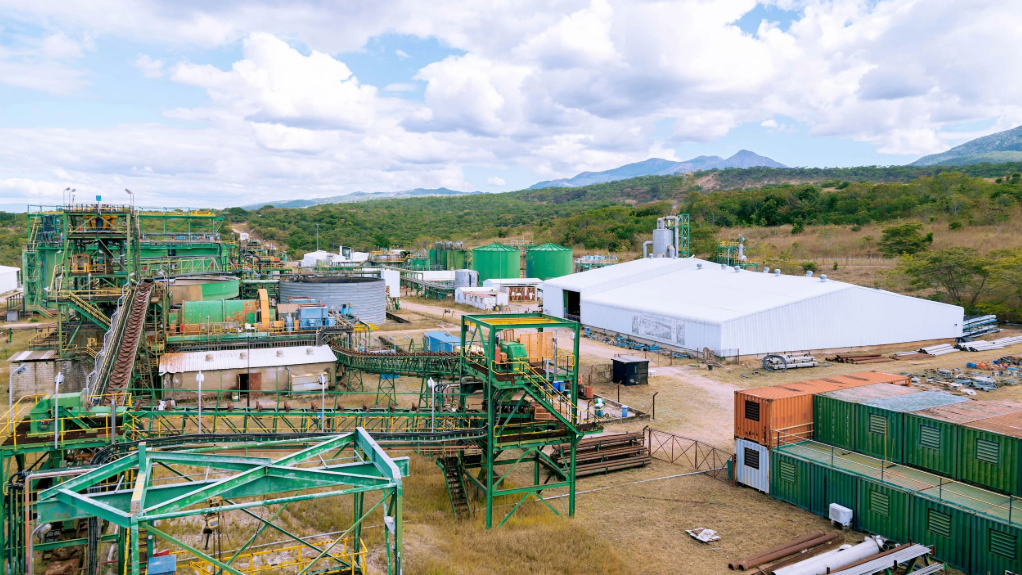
[196,371,205,434]
[53,372,64,449]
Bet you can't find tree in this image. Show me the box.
[898,247,992,308]
[877,222,933,256]
[988,249,1022,312]
[373,232,391,249]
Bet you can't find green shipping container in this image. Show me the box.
[857,478,910,543]
[814,383,919,451]
[904,401,1022,480]
[472,243,520,283]
[856,391,968,464]
[808,464,859,523]
[526,243,573,280]
[908,497,972,571]
[960,412,1022,496]
[769,450,811,510]
[971,513,1022,575]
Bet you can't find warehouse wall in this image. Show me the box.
[579,299,722,351]
[10,360,90,400]
[719,287,963,355]
[162,362,334,399]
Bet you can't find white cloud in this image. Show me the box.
[486,176,506,186]
[172,32,379,131]
[132,54,165,78]
[395,49,410,59]
[0,0,1020,204]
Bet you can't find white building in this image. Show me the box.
[455,287,509,310]
[541,257,963,356]
[0,265,20,294]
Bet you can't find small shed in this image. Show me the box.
[611,356,648,386]
[423,331,461,353]
[159,345,336,399]
[482,278,542,302]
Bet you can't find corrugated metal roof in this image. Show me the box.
[159,345,336,374]
[423,331,460,344]
[7,350,57,362]
[912,400,1022,424]
[964,411,1022,438]
[863,390,968,412]
[818,382,920,403]
[483,278,542,287]
[745,372,907,400]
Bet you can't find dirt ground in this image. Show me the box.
[376,299,975,574]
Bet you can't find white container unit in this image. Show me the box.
[735,438,769,493]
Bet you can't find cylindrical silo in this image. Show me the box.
[279,277,387,324]
[652,228,673,257]
[525,243,573,280]
[168,276,241,304]
[447,249,467,271]
[472,243,520,283]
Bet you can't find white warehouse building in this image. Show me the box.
[540,257,963,356]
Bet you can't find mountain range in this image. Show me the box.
[912,124,1022,167]
[527,150,787,189]
[242,187,479,209]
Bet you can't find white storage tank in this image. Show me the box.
[454,269,478,288]
[279,276,386,324]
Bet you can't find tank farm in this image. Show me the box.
[3,203,594,575]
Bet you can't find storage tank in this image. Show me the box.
[169,276,240,303]
[472,243,520,283]
[447,249,468,271]
[454,269,478,288]
[652,228,673,257]
[526,243,573,280]
[279,277,386,324]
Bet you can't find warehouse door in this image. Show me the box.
[564,290,580,318]
[237,373,262,394]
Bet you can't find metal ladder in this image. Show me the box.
[438,456,471,518]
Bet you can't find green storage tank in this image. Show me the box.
[472,243,520,283]
[428,248,438,267]
[526,243,573,280]
[856,392,968,464]
[960,411,1022,496]
[447,249,468,271]
[169,276,240,303]
[814,383,919,451]
[904,401,1022,479]
[437,249,448,269]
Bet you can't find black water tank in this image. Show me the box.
[612,356,649,386]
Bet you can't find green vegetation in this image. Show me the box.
[895,248,1022,320]
[0,213,26,267]
[696,162,1022,190]
[877,223,933,256]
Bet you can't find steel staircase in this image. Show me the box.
[511,361,579,428]
[438,456,472,518]
[62,291,111,328]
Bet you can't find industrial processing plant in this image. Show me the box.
[3,200,1019,575]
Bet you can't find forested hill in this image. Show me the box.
[223,163,1022,258]
[692,161,1022,190]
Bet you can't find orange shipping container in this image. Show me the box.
[734,371,910,448]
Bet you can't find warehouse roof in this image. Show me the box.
[8,350,57,362]
[545,256,961,324]
[159,345,336,374]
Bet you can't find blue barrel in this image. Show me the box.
[621,405,629,417]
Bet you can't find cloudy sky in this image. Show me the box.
[1,0,1020,208]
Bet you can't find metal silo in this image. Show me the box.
[526,243,573,280]
[447,249,467,271]
[472,243,520,283]
[279,277,387,324]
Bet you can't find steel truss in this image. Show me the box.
[23,430,406,575]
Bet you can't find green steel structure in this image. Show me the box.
[21,431,406,575]
[471,243,519,283]
[770,440,1022,575]
[458,313,590,528]
[525,244,573,280]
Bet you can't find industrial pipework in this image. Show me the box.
[646,216,682,259]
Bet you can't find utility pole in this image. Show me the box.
[316,223,320,251]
